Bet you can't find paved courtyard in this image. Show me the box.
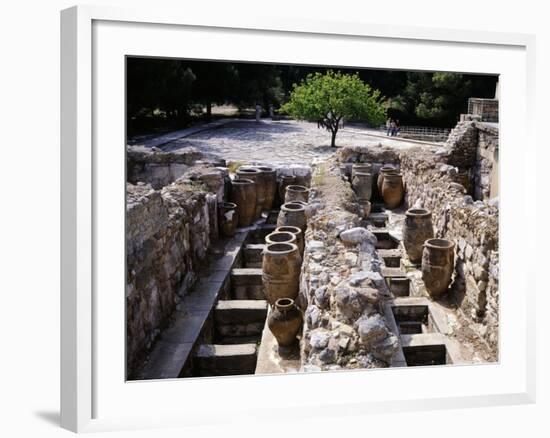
[130,119,441,165]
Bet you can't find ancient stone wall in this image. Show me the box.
[126,179,216,373]
[297,160,400,371]
[399,149,499,351]
[333,135,499,354]
[127,146,225,189]
[443,120,499,202]
[473,123,499,201]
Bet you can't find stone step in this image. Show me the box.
[214,299,268,341]
[378,248,403,268]
[194,343,258,376]
[372,230,400,249]
[245,224,277,244]
[243,244,265,268]
[230,268,263,285]
[381,264,410,296]
[230,268,265,300]
[386,277,410,297]
[381,266,407,278]
[215,300,268,325]
[368,212,388,228]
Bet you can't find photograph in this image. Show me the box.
[125,58,500,380]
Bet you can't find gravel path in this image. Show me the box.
[153,120,439,165]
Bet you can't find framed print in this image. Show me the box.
[60,4,536,433]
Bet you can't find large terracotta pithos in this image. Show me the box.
[262,243,302,305]
[257,166,277,211]
[277,175,296,207]
[218,202,239,237]
[236,167,264,219]
[230,178,256,227]
[265,231,297,247]
[276,202,307,231]
[352,172,372,201]
[351,163,373,181]
[284,185,310,203]
[377,165,398,194]
[381,173,404,208]
[422,238,455,298]
[276,226,304,256]
[403,208,434,264]
[268,298,303,347]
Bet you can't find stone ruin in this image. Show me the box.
[126,117,499,379]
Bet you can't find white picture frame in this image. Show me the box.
[60,4,536,433]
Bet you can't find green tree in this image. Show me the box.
[281,71,386,147]
[190,63,239,120]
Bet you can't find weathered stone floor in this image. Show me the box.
[131,119,438,165]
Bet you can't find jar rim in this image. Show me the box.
[232,178,254,185]
[406,208,430,216]
[276,226,302,235]
[275,298,295,309]
[265,242,299,254]
[282,202,306,211]
[424,238,455,249]
[266,231,296,244]
[286,185,309,192]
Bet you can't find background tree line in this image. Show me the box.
[127,57,497,135]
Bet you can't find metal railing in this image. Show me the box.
[379,125,451,142]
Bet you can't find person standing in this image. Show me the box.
[386,117,392,136]
[389,119,397,136]
[255,104,262,123]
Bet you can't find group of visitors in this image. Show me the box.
[386,118,400,136]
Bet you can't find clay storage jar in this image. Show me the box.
[377,165,398,194]
[236,167,264,219]
[357,199,371,219]
[381,173,405,208]
[422,238,455,298]
[277,202,308,232]
[265,231,297,247]
[351,163,373,181]
[284,185,310,203]
[257,166,277,211]
[352,172,373,201]
[403,208,434,264]
[229,178,256,227]
[218,202,239,237]
[276,226,304,256]
[268,298,303,347]
[277,175,296,207]
[262,242,302,305]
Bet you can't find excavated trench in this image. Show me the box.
[134,194,308,379]
[360,200,458,367]
[132,149,495,379]
[192,215,279,377]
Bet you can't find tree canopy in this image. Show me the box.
[126,57,498,135]
[281,71,386,147]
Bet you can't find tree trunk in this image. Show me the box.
[330,128,338,147]
[206,101,212,120]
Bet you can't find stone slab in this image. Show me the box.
[137,340,194,380]
[381,267,407,278]
[230,268,263,286]
[214,300,268,325]
[194,343,258,375]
